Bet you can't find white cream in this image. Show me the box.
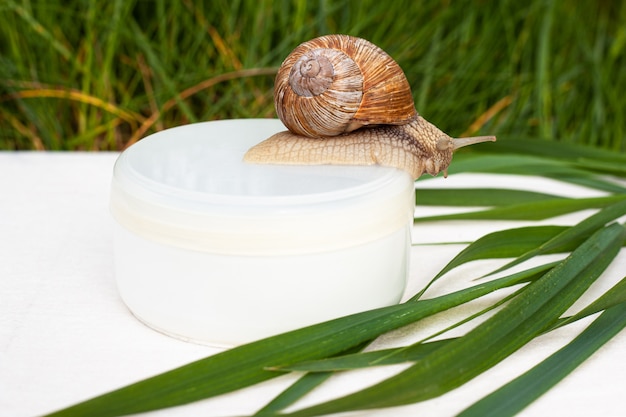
[110,119,414,346]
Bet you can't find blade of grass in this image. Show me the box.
[477,136,626,165]
[6,0,74,63]
[277,289,523,374]
[253,342,370,415]
[257,263,558,414]
[274,263,554,375]
[254,373,333,416]
[415,188,564,207]
[273,340,451,374]
[3,88,144,126]
[416,200,626,301]
[128,19,197,124]
[536,0,556,139]
[446,154,583,175]
[257,265,556,413]
[534,175,626,195]
[413,227,566,299]
[457,301,626,417]
[277,223,626,416]
[124,67,278,147]
[427,229,566,278]
[271,274,626,375]
[444,154,626,193]
[573,158,626,176]
[548,276,626,332]
[414,194,626,222]
[42,250,541,417]
[486,198,626,276]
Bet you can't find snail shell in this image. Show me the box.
[245,35,496,179]
[274,34,417,137]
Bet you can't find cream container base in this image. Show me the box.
[110,119,415,347]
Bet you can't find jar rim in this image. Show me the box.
[110,119,415,255]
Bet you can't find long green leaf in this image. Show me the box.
[273,340,450,374]
[414,195,626,222]
[274,267,542,374]
[270,275,626,375]
[548,276,626,332]
[476,137,626,166]
[254,373,333,415]
[412,227,565,299]
[43,252,540,417]
[415,188,563,207]
[574,158,626,176]
[446,154,587,177]
[476,136,626,165]
[457,301,626,417]
[548,176,626,194]
[276,223,626,416]
[488,198,626,275]
[254,342,369,415]
[442,154,626,193]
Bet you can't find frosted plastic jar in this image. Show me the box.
[110,119,415,346]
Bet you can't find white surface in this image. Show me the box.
[1,151,625,417]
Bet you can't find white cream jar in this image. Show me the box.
[110,119,415,346]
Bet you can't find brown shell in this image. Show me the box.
[274,34,417,138]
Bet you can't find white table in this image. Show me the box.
[1,152,624,417]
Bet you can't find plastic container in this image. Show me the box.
[110,119,415,346]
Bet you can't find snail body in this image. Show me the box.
[244,35,495,179]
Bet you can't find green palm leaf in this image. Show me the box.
[442,153,626,193]
[415,188,563,207]
[414,195,626,222]
[275,223,626,417]
[43,249,540,417]
[458,301,626,417]
[261,275,626,375]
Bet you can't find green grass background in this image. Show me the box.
[0,0,624,151]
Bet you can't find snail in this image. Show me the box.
[244,34,495,179]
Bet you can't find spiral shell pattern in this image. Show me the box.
[274,35,417,137]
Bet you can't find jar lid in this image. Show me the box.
[110,119,414,255]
